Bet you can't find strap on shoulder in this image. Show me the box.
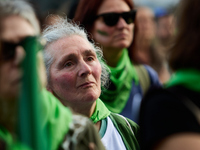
[115,114,134,135]
[134,64,150,95]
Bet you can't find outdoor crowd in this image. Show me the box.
[0,0,200,150]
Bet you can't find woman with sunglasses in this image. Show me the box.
[0,1,106,150]
[74,0,161,123]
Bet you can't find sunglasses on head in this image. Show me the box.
[95,10,136,27]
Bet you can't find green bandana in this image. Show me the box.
[0,126,31,150]
[165,69,200,92]
[90,99,110,123]
[100,49,139,113]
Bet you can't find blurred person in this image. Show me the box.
[153,7,176,83]
[154,7,175,47]
[130,6,156,65]
[43,17,140,150]
[73,0,161,123]
[139,0,200,149]
[130,6,171,84]
[0,1,106,150]
[154,7,176,60]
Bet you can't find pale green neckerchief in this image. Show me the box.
[100,49,139,113]
[165,69,200,92]
[90,99,111,124]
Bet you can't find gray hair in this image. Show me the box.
[42,17,110,88]
[0,0,40,34]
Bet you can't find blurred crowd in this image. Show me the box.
[33,0,176,84]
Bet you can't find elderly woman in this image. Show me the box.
[0,1,105,150]
[42,17,140,150]
[73,0,161,123]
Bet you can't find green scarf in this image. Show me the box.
[100,49,139,113]
[0,126,31,150]
[165,69,200,92]
[90,99,110,123]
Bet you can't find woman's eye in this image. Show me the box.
[65,62,73,67]
[87,57,94,61]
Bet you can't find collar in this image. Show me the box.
[90,99,110,123]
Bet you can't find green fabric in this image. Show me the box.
[40,89,72,150]
[18,36,46,150]
[0,126,31,150]
[165,69,200,92]
[90,99,110,124]
[109,113,140,150]
[0,89,72,150]
[100,49,139,113]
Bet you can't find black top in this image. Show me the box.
[139,86,200,150]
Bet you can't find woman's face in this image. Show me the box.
[91,0,134,50]
[136,8,156,40]
[0,15,35,101]
[47,35,102,108]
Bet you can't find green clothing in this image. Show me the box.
[100,49,139,113]
[0,89,72,150]
[165,69,200,92]
[0,127,31,150]
[40,89,72,150]
[90,99,140,150]
[109,113,140,150]
[90,99,111,123]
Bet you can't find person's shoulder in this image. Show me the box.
[143,65,161,86]
[133,64,161,94]
[109,113,139,138]
[139,86,200,150]
[109,113,139,128]
[109,113,140,149]
[142,85,199,107]
[140,86,180,123]
[142,86,175,106]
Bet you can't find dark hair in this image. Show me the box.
[169,0,200,71]
[73,0,134,34]
[0,40,2,64]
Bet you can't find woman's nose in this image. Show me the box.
[14,46,26,66]
[117,17,128,28]
[78,61,92,77]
